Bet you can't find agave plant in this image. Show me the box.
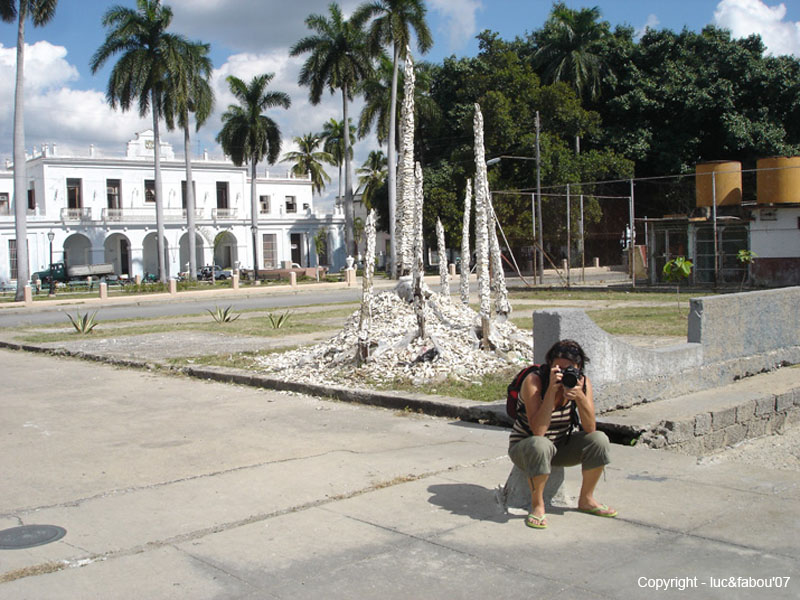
[67,311,100,334]
[207,305,240,323]
[267,310,292,329]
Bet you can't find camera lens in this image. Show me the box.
[561,367,580,389]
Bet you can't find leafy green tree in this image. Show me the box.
[419,32,632,251]
[216,74,290,277]
[595,25,800,215]
[353,0,432,276]
[282,133,333,196]
[320,117,356,203]
[91,0,189,283]
[531,2,610,101]
[163,39,214,281]
[291,2,374,257]
[357,149,387,210]
[2,0,58,299]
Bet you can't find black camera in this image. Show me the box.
[560,366,582,389]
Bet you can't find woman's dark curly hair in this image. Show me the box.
[545,339,589,370]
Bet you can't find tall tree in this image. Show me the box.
[357,55,440,144]
[1,0,58,300]
[216,73,290,278]
[91,0,188,283]
[353,0,432,276]
[320,117,355,203]
[282,133,333,196]
[291,2,374,257]
[163,39,214,281]
[357,149,387,210]
[532,2,609,101]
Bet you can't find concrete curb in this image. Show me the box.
[0,339,509,426]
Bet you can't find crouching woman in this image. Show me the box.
[508,339,616,529]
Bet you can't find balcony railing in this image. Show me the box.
[61,207,92,221]
[101,208,205,222]
[212,207,238,219]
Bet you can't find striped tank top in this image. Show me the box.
[509,370,577,446]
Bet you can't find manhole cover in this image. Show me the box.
[0,525,67,549]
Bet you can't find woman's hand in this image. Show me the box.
[563,378,587,408]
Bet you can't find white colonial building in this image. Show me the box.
[0,131,346,284]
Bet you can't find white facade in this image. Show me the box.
[0,131,346,284]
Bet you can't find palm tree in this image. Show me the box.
[291,2,373,258]
[281,133,333,196]
[320,117,355,204]
[1,0,59,301]
[353,0,432,277]
[216,74,290,279]
[91,0,189,283]
[533,2,609,101]
[358,56,440,144]
[163,40,214,281]
[357,150,387,210]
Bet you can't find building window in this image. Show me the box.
[285,196,296,213]
[259,195,270,214]
[107,179,121,209]
[27,187,35,211]
[262,233,277,269]
[0,192,8,215]
[145,180,155,203]
[216,181,229,209]
[67,178,82,209]
[181,180,196,209]
[8,239,16,280]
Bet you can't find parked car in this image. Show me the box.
[198,265,231,280]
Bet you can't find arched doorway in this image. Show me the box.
[179,232,205,275]
[104,233,131,277]
[213,231,237,269]
[63,233,91,267]
[142,232,170,279]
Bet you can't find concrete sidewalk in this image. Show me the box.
[1,349,797,599]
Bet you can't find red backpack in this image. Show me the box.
[506,364,543,419]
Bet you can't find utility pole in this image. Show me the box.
[535,111,544,284]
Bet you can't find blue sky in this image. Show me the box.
[1,0,799,207]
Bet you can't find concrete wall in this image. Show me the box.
[533,286,800,412]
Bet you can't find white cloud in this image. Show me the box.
[635,14,661,41]
[0,42,150,159]
[169,0,363,53]
[427,0,483,51]
[714,0,800,56]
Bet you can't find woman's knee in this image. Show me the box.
[581,430,611,467]
[510,436,557,475]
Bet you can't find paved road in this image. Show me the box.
[1,349,797,599]
[0,268,632,329]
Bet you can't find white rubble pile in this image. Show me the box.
[252,290,533,388]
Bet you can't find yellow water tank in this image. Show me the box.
[757,156,800,204]
[695,161,742,207]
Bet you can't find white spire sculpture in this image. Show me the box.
[437,217,449,298]
[460,180,472,306]
[473,105,491,346]
[396,48,416,277]
[357,209,376,362]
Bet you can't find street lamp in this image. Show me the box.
[46,231,55,296]
[486,117,545,283]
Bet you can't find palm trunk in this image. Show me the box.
[251,160,259,278]
[342,85,355,257]
[183,117,197,280]
[152,90,167,283]
[387,42,400,279]
[13,11,29,301]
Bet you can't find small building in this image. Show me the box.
[0,131,346,284]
